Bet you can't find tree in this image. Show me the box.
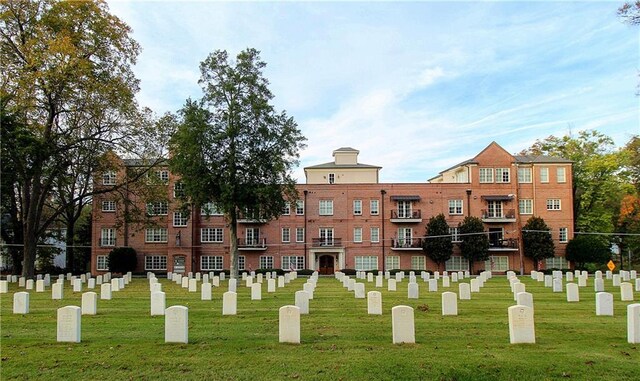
[1,0,165,277]
[422,214,453,271]
[458,216,489,274]
[565,235,611,270]
[169,48,306,279]
[522,216,555,270]
[108,247,137,274]
[619,2,640,25]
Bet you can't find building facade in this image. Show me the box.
[91,142,573,275]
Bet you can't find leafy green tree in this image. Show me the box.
[522,216,555,270]
[565,235,611,270]
[169,49,306,279]
[422,214,453,271]
[108,247,137,274]
[458,216,489,274]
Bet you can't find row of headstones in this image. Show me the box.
[163,270,284,282]
[6,277,130,307]
[523,270,640,295]
[0,272,127,294]
[354,270,471,282]
[161,271,299,295]
[512,273,638,301]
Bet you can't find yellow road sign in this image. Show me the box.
[607,260,616,271]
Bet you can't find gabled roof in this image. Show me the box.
[514,155,572,164]
[304,161,381,170]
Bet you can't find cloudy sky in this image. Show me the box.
[107,1,638,183]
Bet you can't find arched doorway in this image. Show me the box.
[318,255,335,275]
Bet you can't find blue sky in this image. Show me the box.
[107,1,639,183]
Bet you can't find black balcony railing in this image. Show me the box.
[481,209,516,219]
[391,238,423,249]
[489,238,519,250]
[237,238,267,249]
[312,238,342,247]
[391,210,422,219]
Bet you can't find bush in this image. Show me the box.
[295,269,314,276]
[254,268,285,276]
[108,247,138,274]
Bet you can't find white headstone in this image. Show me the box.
[165,305,188,344]
[57,306,81,343]
[565,272,574,282]
[246,277,254,288]
[347,278,356,291]
[387,279,397,291]
[566,283,579,302]
[516,292,534,312]
[508,305,535,344]
[151,282,162,293]
[470,279,479,293]
[392,305,415,344]
[451,273,458,282]
[81,292,97,315]
[613,274,621,287]
[18,277,25,287]
[151,291,166,316]
[257,273,263,283]
[354,283,365,299]
[536,272,544,282]
[36,279,45,292]
[87,278,96,289]
[212,276,220,287]
[594,278,605,293]
[544,275,553,287]
[188,278,197,292]
[595,292,613,316]
[222,291,237,315]
[459,283,471,300]
[631,270,637,280]
[367,291,382,315]
[395,272,403,282]
[111,278,120,292]
[408,283,419,299]
[442,276,450,288]
[375,275,383,288]
[279,305,301,343]
[181,276,189,289]
[429,279,438,292]
[25,279,34,290]
[219,272,225,281]
[578,275,587,287]
[295,290,310,314]
[251,283,262,300]
[277,276,285,288]
[96,275,103,285]
[52,282,63,300]
[513,283,526,301]
[628,303,640,344]
[100,283,112,300]
[0,280,8,293]
[552,278,563,293]
[621,282,634,301]
[73,278,82,293]
[636,279,640,292]
[441,292,458,316]
[303,282,315,299]
[367,273,374,282]
[201,283,212,301]
[13,291,29,314]
[434,271,440,280]
[268,278,276,293]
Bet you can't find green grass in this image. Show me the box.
[1,275,638,380]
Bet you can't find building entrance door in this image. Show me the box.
[173,256,185,274]
[318,255,334,275]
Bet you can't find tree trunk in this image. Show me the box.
[65,223,75,272]
[229,211,239,279]
[22,227,37,278]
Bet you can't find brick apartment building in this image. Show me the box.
[91,142,573,275]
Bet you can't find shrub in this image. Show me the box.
[108,247,138,274]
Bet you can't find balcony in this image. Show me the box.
[391,238,423,250]
[237,238,267,250]
[311,238,343,248]
[237,212,267,224]
[489,238,519,251]
[481,209,516,223]
[390,210,422,223]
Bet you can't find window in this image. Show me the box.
[282,202,291,215]
[296,200,304,215]
[397,201,412,218]
[100,228,115,246]
[353,200,362,215]
[201,228,223,243]
[353,227,363,243]
[495,168,510,183]
[201,202,223,216]
[102,171,116,185]
[411,256,425,270]
[355,256,378,271]
[201,256,223,271]
[479,168,493,183]
[96,255,109,271]
[518,167,532,183]
[486,201,503,218]
[173,182,185,198]
[147,201,168,216]
[296,227,305,243]
[484,256,509,272]
[157,170,169,183]
[319,200,333,216]
[519,199,533,215]
[546,199,561,210]
[397,228,412,247]
[448,199,463,215]
[370,199,379,215]
[546,256,569,269]
[145,255,167,271]
[281,227,290,243]
[282,256,305,270]
[145,228,168,243]
[245,228,260,245]
[449,227,461,242]
[540,167,549,183]
[260,256,274,269]
[557,167,566,183]
[173,211,188,227]
[446,256,470,271]
[328,173,335,184]
[238,255,245,271]
[559,227,568,243]
[386,256,400,270]
[319,228,334,246]
[370,227,380,243]
[102,200,116,212]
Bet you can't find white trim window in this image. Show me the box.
[370,199,379,215]
[519,199,533,215]
[495,168,510,183]
[328,173,335,184]
[201,256,223,271]
[147,201,168,216]
[282,202,291,215]
[282,227,291,243]
[102,171,116,185]
[173,182,185,198]
[540,167,549,183]
[100,228,116,247]
[386,255,400,270]
[173,211,188,227]
[448,199,463,215]
[102,200,116,212]
[296,227,305,243]
[355,256,378,271]
[201,228,223,243]
[353,227,363,243]
[485,256,509,272]
[259,256,274,269]
[397,200,412,218]
[559,227,568,243]
[445,256,469,271]
[479,168,493,183]
[370,227,380,243]
[145,228,168,243]
[449,227,461,242]
[557,167,566,183]
[96,255,109,271]
[319,200,333,216]
[411,256,425,270]
[353,200,362,215]
[145,255,167,271]
[296,200,304,215]
[517,167,532,183]
[156,170,169,183]
[546,256,569,269]
[546,199,561,210]
[201,202,223,216]
[282,256,305,270]
[238,255,245,271]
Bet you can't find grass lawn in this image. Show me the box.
[1,273,638,380]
